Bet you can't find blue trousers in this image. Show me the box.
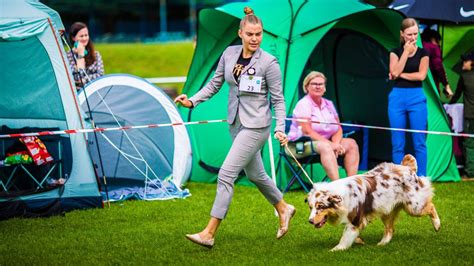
[388,87,427,176]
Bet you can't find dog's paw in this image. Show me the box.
[433,218,441,232]
[377,239,390,246]
[330,245,349,252]
[355,237,365,245]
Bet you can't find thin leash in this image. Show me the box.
[283,144,314,186]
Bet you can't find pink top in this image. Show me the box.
[288,96,340,141]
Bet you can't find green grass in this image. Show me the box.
[1,182,473,265]
[96,42,194,92]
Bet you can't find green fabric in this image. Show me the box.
[181,0,460,188]
[443,24,474,97]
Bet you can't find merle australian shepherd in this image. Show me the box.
[306,154,440,251]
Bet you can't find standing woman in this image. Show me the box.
[67,22,104,90]
[175,7,295,248]
[389,18,429,176]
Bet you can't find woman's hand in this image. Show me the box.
[75,42,86,57]
[174,94,193,108]
[274,131,288,146]
[404,40,417,55]
[330,142,345,157]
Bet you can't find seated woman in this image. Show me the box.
[287,71,359,181]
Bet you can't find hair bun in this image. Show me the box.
[244,7,254,15]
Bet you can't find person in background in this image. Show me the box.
[450,52,474,177]
[174,7,295,248]
[421,28,453,99]
[287,71,359,181]
[389,18,429,176]
[67,22,104,90]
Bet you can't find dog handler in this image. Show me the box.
[388,18,429,176]
[175,7,295,248]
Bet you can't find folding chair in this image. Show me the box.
[276,116,323,193]
[276,117,369,193]
[0,135,63,193]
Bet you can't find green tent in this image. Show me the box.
[181,0,460,188]
[0,0,102,219]
[442,24,474,96]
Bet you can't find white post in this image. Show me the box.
[268,135,279,217]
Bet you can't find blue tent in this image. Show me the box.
[0,0,102,219]
[78,75,192,201]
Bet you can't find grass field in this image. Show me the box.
[1,181,473,265]
[96,42,194,92]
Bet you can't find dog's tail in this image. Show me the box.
[401,154,417,174]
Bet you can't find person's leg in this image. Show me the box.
[463,118,474,177]
[191,122,268,241]
[340,138,359,176]
[388,88,407,164]
[407,89,428,176]
[314,141,340,180]
[244,146,293,231]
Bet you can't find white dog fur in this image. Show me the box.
[306,154,440,251]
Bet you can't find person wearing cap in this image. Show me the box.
[450,52,474,177]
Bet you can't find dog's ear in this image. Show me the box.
[401,154,418,173]
[329,195,342,204]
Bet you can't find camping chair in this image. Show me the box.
[276,117,369,193]
[0,128,64,193]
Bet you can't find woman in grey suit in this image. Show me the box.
[175,7,295,248]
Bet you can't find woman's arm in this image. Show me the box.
[267,57,286,134]
[188,50,226,107]
[300,121,330,142]
[399,56,429,81]
[390,41,416,79]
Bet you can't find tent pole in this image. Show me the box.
[282,1,307,90]
[62,36,111,208]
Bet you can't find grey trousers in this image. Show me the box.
[210,116,283,219]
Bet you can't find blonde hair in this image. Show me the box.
[240,7,263,29]
[399,18,418,46]
[302,71,327,93]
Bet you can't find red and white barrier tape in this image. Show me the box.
[282,117,474,138]
[0,119,227,139]
[1,117,472,139]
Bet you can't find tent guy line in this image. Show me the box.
[1,117,471,139]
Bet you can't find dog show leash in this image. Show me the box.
[284,144,315,185]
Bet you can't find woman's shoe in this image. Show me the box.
[185,233,215,248]
[276,204,296,239]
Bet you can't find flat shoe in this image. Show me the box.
[185,233,214,248]
[277,204,296,239]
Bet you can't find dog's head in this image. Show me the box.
[306,185,342,228]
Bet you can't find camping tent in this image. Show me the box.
[78,74,191,201]
[180,0,460,189]
[0,0,102,219]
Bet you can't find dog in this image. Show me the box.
[306,154,440,251]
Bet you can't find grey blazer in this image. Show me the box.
[189,45,286,133]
